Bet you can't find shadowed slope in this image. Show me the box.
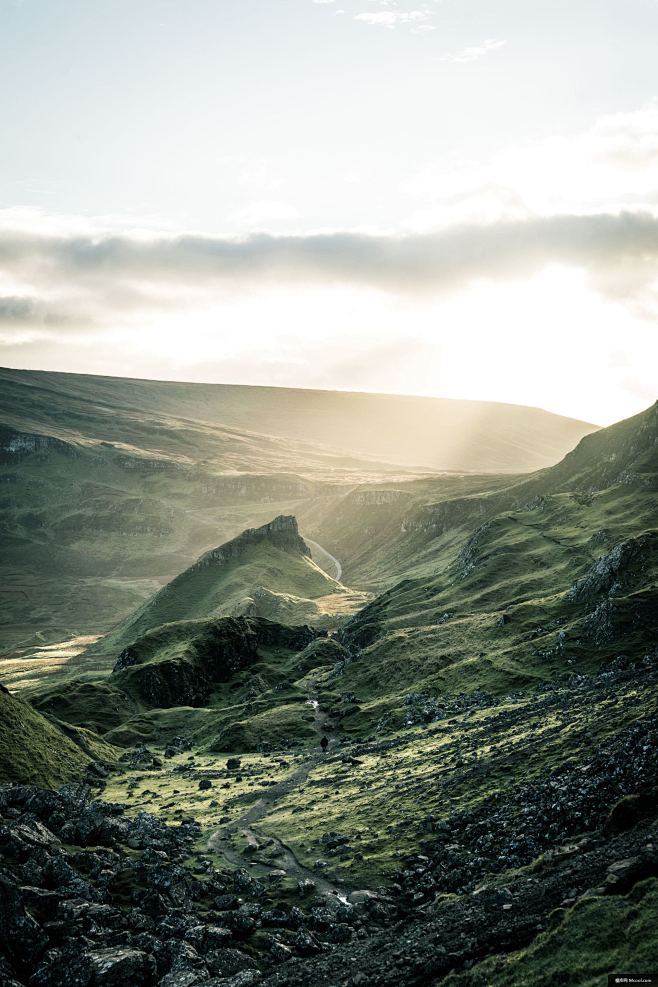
[0,683,117,787]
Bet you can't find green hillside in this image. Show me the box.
[0,682,117,787]
[3,394,657,987]
[332,402,658,730]
[91,515,365,658]
[0,367,597,655]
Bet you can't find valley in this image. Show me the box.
[0,370,656,987]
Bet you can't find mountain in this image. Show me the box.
[0,366,597,472]
[91,515,365,659]
[300,400,658,590]
[0,367,597,654]
[335,400,658,725]
[2,394,657,987]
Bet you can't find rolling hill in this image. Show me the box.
[0,365,597,473]
[3,398,657,987]
[92,515,366,658]
[0,366,596,655]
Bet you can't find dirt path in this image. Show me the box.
[208,683,347,897]
[304,538,342,582]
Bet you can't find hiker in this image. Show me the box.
[320,735,329,754]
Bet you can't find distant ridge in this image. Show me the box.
[0,366,597,473]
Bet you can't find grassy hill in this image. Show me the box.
[0,366,596,472]
[0,683,117,787]
[331,401,658,729]
[91,515,365,659]
[6,398,658,986]
[0,367,597,654]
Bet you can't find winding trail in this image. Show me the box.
[304,538,343,582]
[207,535,346,894]
[208,681,348,899]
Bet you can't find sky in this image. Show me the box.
[1,0,658,425]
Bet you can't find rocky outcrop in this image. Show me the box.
[193,517,310,571]
[113,617,316,709]
[401,495,495,537]
[567,534,656,603]
[0,427,77,464]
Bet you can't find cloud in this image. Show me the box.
[441,38,506,63]
[0,295,89,332]
[1,211,658,339]
[403,102,658,230]
[354,10,430,29]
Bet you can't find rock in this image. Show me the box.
[347,890,381,906]
[158,973,203,987]
[29,948,95,987]
[185,925,232,952]
[204,973,262,987]
[604,857,643,889]
[233,869,265,897]
[164,737,193,759]
[269,939,293,962]
[0,955,23,987]
[605,792,658,834]
[293,929,322,956]
[226,758,242,771]
[205,948,259,979]
[11,819,61,849]
[198,779,213,791]
[568,536,648,602]
[0,874,48,971]
[88,947,157,986]
[162,940,206,975]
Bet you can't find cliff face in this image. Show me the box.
[112,616,316,709]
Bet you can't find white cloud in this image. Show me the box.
[441,38,506,63]
[2,209,658,333]
[354,10,430,29]
[404,102,658,229]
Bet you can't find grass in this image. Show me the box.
[444,879,658,986]
[0,685,119,787]
[93,525,366,658]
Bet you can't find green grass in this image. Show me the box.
[0,685,118,787]
[93,523,365,657]
[444,879,658,986]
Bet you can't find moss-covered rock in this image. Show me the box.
[113,616,316,709]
